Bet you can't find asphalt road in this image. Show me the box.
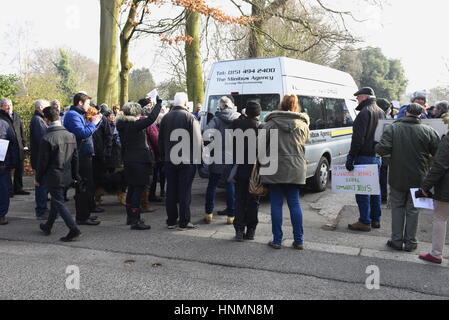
[0,176,448,300]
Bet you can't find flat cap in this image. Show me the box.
[354,87,375,97]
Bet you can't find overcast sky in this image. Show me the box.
[0,0,448,94]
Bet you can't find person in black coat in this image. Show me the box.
[36,107,81,242]
[0,98,29,196]
[116,99,162,230]
[0,116,18,225]
[231,102,262,241]
[92,104,113,210]
[30,99,50,219]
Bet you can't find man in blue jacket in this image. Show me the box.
[0,115,18,225]
[63,92,102,226]
[30,99,50,220]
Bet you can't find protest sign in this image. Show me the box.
[0,139,9,162]
[332,165,380,195]
[375,119,447,142]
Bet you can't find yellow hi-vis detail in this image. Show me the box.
[331,128,353,137]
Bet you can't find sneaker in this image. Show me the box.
[77,218,101,226]
[178,223,196,231]
[419,253,442,264]
[387,240,403,251]
[60,229,81,242]
[227,217,235,225]
[268,241,282,249]
[292,242,304,250]
[167,225,177,230]
[348,221,372,232]
[39,223,51,236]
[204,214,213,224]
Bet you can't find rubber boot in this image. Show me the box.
[130,209,151,230]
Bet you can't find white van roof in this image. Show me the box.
[208,57,356,87]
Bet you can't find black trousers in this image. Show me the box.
[234,178,260,231]
[9,160,24,194]
[126,185,145,209]
[74,156,95,221]
[165,163,196,228]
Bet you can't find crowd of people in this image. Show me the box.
[0,86,449,264]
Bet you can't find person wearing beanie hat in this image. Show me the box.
[346,88,386,232]
[397,91,429,119]
[230,101,262,241]
[375,102,440,252]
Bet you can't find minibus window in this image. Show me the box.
[299,96,325,131]
[207,94,280,122]
[324,98,353,128]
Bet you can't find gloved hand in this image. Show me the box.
[415,189,433,199]
[345,155,355,172]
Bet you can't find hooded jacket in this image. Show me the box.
[204,108,241,174]
[349,98,386,158]
[260,111,310,185]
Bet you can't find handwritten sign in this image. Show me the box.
[332,165,380,195]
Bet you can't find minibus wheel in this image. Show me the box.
[309,157,329,192]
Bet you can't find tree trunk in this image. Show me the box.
[98,0,121,106]
[185,10,204,106]
[248,3,264,58]
[119,0,139,106]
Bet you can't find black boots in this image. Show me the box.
[244,227,256,241]
[130,209,151,230]
[126,205,132,226]
[235,229,245,242]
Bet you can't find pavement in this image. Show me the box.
[0,175,448,300]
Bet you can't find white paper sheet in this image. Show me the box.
[146,89,158,102]
[410,188,435,210]
[0,139,9,162]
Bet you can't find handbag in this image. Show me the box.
[249,162,267,196]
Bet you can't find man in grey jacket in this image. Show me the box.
[375,103,440,252]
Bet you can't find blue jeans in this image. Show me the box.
[269,184,304,245]
[35,176,49,217]
[46,187,78,231]
[354,156,382,225]
[0,169,11,217]
[205,173,235,217]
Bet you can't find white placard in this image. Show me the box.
[146,89,158,102]
[410,188,435,210]
[332,165,380,195]
[375,119,447,142]
[0,139,9,162]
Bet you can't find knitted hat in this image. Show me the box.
[245,101,262,118]
[406,103,423,116]
[411,91,427,103]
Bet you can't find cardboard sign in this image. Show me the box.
[332,165,380,195]
[375,119,448,142]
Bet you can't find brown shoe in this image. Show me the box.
[348,221,371,232]
[0,216,8,225]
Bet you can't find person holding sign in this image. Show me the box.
[346,88,385,232]
[375,103,440,252]
[0,114,18,225]
[418,124,449,264]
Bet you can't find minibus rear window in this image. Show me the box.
[207,94,280,120]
